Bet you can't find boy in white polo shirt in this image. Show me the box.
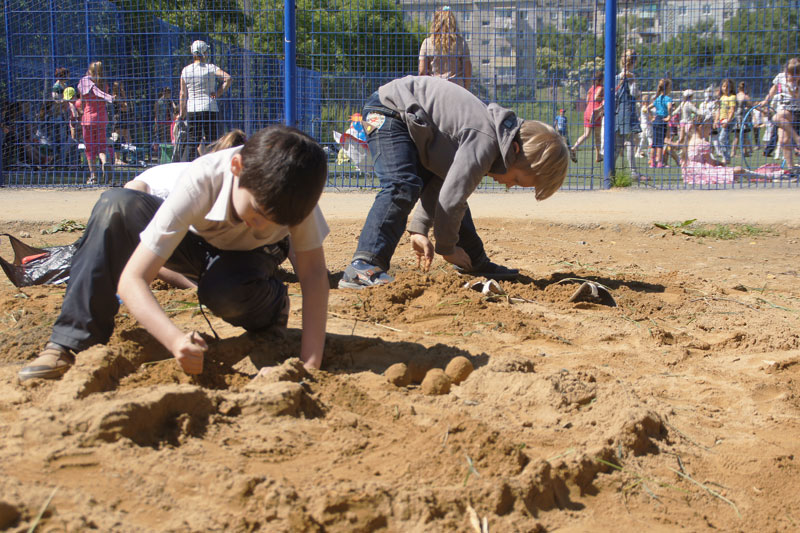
[19,125,329,381]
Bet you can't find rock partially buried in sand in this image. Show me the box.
[421,368,451,395]
[385,363,411,387]
[445,356,473,385]
[407,355,434,384]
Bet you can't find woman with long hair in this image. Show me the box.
[716,78,736,164]
[571,70,604,163]
[613,49,644,179]
[418,7,472,90]
[179,40,233,161]
[735,81,753,157]
[77,61,115,184]
[648,78,674,168]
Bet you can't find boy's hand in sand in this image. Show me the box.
[442,247,472,271]
[173,331,207,375]
[410,233,434,271]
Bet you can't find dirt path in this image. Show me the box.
[1,190,799,532]
[2,187,800,224]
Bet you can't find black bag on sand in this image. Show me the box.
[0,233,77,287]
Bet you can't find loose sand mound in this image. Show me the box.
[1,219,800,532]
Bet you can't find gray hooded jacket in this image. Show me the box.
[377,76,522,256]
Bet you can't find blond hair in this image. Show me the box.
[620,49,636,71]
[515,120,569,200]
[430,9,459,54]
[88,61,104,86]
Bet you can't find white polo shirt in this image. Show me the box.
[131,163,190,200]
[139,146,328,259]
[181,62,221,113]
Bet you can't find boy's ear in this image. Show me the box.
[512,141,520,154]
[230,153,242,176]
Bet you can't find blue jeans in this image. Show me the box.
[352,94,487,271]
[719,121,735,161]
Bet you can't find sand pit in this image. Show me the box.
[1,191,800,531]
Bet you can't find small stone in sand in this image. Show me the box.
[445,356,474,385]
[421,368,451,395]
[385,363,411,387]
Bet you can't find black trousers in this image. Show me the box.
[50,189,287,352]
[182,110,219,161]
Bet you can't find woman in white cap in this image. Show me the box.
[179,39,233,161]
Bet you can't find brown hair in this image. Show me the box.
[238,125,327,226]
[54,67,69,79]
[112,81,125,99]
[593,70,603,85]
[656,78,672,97]
[514,120,569,201]
[786,57,800,77]
[201,129,247,155]
[719,78,734,96]
[429,9,460,54]
[737,81,746,92]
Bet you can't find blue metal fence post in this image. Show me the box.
[47,0,56,87]
[243,0,252,135]
[4,0,14,101]
[284,0,296,127]
[603,0,616,189]
[84,0,91,65]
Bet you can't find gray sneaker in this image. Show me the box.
[338,260,394,289]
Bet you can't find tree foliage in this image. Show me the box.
[122,0,420,73]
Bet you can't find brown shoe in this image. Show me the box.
[18,343,76,382]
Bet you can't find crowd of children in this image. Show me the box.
[564,57,800,182]
[1,45,231,184]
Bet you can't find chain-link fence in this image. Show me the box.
[1,1,798,189]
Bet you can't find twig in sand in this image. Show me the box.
[465,503,489,533]
[642,483,662,503]
[664,421,714,452]
[442,426,450,449]
[596,458,688,495]
[663,451,686,473]
[328,311,405,333]
[689,297,758,310]
[463,455,480,487]
[466,504,482,533]
[667,466,741,517]
[555,277,612,292]
[547,447,576,463]
[755,297,796,312]
[28,487,58,533]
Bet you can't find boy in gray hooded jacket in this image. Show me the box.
[339,75,569,288]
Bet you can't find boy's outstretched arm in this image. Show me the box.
[118,243,207,374]
[293,246,329,370]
